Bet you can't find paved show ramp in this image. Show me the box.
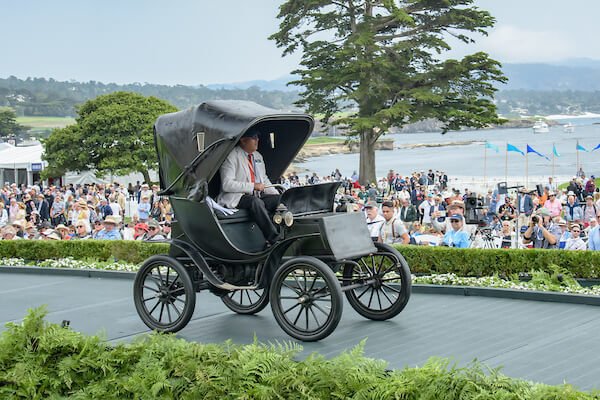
[1,271,599,391]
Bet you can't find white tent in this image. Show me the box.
[0,143,45,185]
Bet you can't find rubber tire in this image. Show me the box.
[222,288,269,315]
[270,256,343,342]
[343,242,411,321]
[133,255,196,333]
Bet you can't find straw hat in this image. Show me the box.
[55,224,68,231]
[103,215,120,225]
[12,220,25,229]
[41,229,61,240]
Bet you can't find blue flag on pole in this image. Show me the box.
[592,143,600,152]
[552,144,560,157]
[507,143,524,155]
[576,143,588,152]
[485,141,499,153]
[526,144,550,161]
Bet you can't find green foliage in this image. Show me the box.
[271,0,507,183]
[394,245,600,279]
[0,240,167,264]
[0,107,26,138]
[42,92,177,181]
[1,308,597,399]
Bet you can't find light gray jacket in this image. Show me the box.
[217,146,277,208]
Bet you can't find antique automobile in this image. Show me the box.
[133,100,412,341]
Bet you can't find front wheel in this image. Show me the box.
[270,256,343,342]
[343,243,411,320]
[133,255,196,333]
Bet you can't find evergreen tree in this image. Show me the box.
[270,0,507,184]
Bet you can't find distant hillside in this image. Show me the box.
[206,75,300,92]
[500,62,600,91]
[0,76,300,118]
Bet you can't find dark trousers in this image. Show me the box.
[237,194,280,243]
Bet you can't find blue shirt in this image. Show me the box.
[443,229,471,248]
[137,202,150,220]
[589,226,600,250]
[96,228,122,240]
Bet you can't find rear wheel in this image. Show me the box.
[133,255,195,333]
[343,243,411,320]
[222,288,269,315]
[270,256,343,342]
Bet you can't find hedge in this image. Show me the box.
[0,240,168,265]
[1,240,600,279]
[0,308,595,399]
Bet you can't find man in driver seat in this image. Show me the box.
[218,128,280,245]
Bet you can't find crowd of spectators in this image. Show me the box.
[0,181,172,242]
[2,167,599,251]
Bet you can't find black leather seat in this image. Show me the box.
[214,208,252,224]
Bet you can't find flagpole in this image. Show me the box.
[576,140,580,174]
[483,145,487,188]
[525,151,528,188]
[505,142,508,183]
[552,142,555,182]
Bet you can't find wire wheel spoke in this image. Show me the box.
[283,302,301,315]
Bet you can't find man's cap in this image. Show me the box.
[567,191,575,196]
[536,208,551,217]
[364,201,378,209]
[242,128,260,138]
[449,214,464,221]
[147,219,160,229]
[586,194,593,199]
[450,200,465,209]
[558,219,567,226]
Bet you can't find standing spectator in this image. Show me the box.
[588,221,600,250]
[398,198,418,224]
[109,196,122,219]
[499,221,516,249]
[565,224,586,250]
[563,195,583,225]
[378,201,409,245]
[582,195,599,227]
[36,194,50,223]
[543,192,562,218]
[137,195,151,222]
[418,193,436,227]
[160,198,173,222]
[97,198,113,220]
[50,194,66,226]
[585,175,596,197]
[517,188,534,228]
[150,200,162,221]
[8,197,19,224]
[364,201,385,241]
[0,201,7,227]
[498,196,516,221]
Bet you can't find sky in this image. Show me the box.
[1,0,598,86]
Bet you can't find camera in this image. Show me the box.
[531,215,539,224]
[464,196,484,225]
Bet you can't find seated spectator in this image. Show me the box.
[557,220,571,249]
[40,229,61,241]
[565,224,586,251]
[91,220,104,239]
[499,221,516,249]
[145,219,166,241]
[543,192,562,218]
[589,220,600,250]
[582,195,599,227]
[134,223,149,240]
[441,214,471,248]
[160,221,172,239]
[96,216,122,240]
[55,224,71,240]
[1,226,19,240]
[563,195,583,225]
[73,221,91,240]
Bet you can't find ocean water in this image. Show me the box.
[298,118,600,187]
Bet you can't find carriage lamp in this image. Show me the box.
[274,203,293,226]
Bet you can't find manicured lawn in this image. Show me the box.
[17,116,75,129]
[305,136,346,145]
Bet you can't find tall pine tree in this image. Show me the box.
[270,0,506,184]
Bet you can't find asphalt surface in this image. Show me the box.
[1,271,599,391]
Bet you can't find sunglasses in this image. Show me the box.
[149,227,158,231]
[76,225,85,228]
[571,229,580,233]
[450,219,461,223]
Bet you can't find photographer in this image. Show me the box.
[522,208,561,249]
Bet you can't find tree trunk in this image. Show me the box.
[141,169,152,186]
[358,129,376,186]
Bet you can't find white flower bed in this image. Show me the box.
[413,273,600,296]
[0,257,138,272]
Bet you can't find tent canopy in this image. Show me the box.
[0,144,44,169]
